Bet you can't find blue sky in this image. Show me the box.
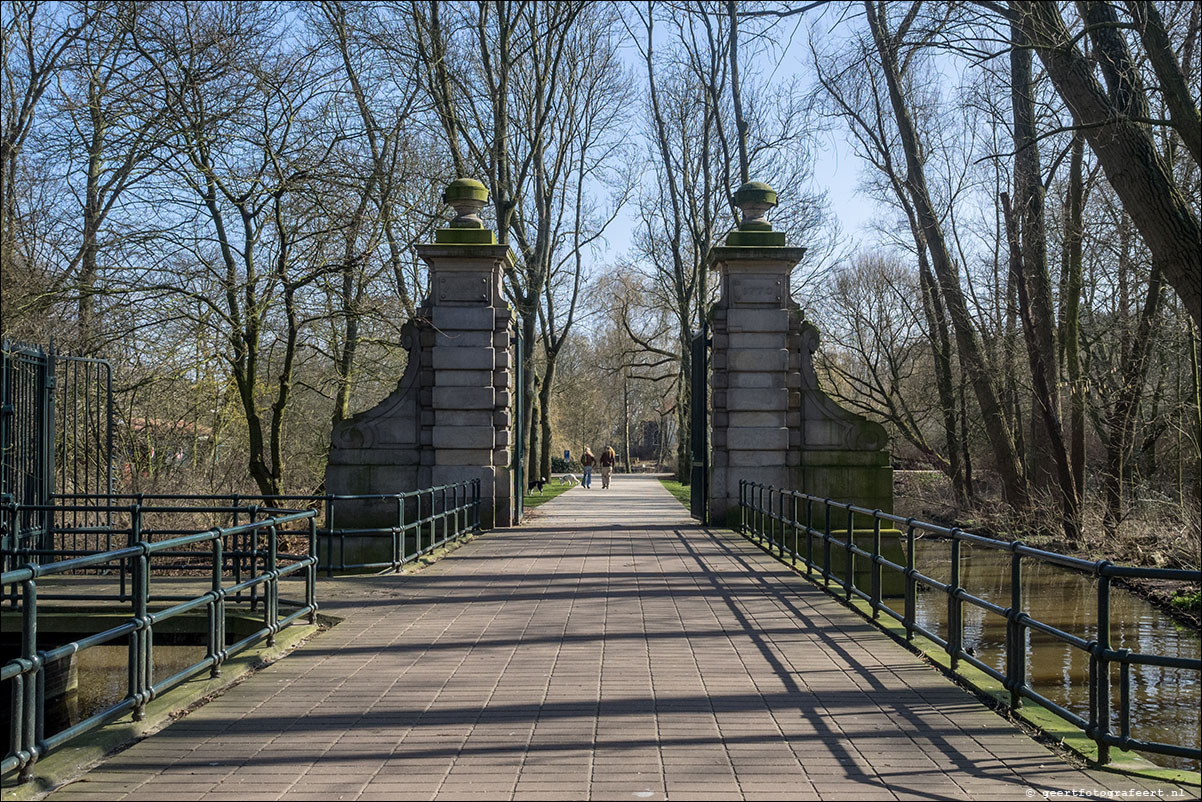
[595,5,879,268]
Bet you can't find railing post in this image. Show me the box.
[398,492,408,563]
[790,493,798,567]
[757,484,764,541]
[949,532,962,670]
[453,483,461,537]
[231,494,241,588]
[822,503,832,588]
[266,523,278,646]
[209,530,223,678]
[1095,566,1113,765]
[805,498,813,576]
[1118,649,1131,746]
[765,486,774,548]
[18,578,37,783]
[473,478,481,533]
[777,489,786,559]
[1007,542,1024,709]
[130,503,148,721]
[248,505,260,611]
[843,508,854,602]
[765,486,772,547]
[399,495,408,569]
[730,480,740,536]
[870,514,882,619]
[904,523,916,642]
[306,516,317,625]
[327,496,338,576]
[747,482,754,536]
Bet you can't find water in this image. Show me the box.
[884,539,1200,770]
[74,644,209,722]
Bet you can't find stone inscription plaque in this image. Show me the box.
[438,274,490,304]
[731,277,782,305]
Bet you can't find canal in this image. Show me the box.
[888,539,1200,770]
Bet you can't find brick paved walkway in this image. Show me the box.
[45,476,1187,801]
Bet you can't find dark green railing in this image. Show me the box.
[45,480,481,576]
[1,502,318,782]
[737,480,1202,768]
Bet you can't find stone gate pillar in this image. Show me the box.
[417,180,516,528]
[708,182,893,526]
[325,179,515,560]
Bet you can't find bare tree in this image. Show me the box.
[864,0,1028,507]
[1010,1,1201,325]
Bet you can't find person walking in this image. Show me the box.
[599,446,616,489]
[581,448,595,489]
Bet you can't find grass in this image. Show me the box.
[658,477,691,509]
[1171,588,1201,612]
[523,477,575,509]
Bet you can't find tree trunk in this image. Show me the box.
[866,1,1027,507]
[539,358,555,481]
[1061,134,1087,507]
[1007,26,1079,541]
[916,233,964,501]
[1103,264,1163,535]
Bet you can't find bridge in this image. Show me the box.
[4,180,1199,799]
[26,477,1192,801]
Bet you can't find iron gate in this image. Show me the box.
[689,325,709,523]
[1,341,113,567]
[1,341,55,564]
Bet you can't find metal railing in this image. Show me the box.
[1,502,318,782]
[38,480,481,576]
[737,480,1202,767]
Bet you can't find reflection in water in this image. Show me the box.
[75,645,208,722]
[885,541,1200,770]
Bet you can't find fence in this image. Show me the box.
[1,502,318,782]
[48,480,481,575]
[737,480,1202,768]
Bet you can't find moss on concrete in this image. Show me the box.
[434,227,496,245]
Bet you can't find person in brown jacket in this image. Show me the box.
[599,446,616,489]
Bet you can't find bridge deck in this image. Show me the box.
[47,476,1178,801]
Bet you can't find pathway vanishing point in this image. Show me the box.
[43,476,1190,801]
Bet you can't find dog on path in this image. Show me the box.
[559,473,579,487]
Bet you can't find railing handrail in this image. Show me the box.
[2,505,320,782]
[49,483,475,503]
[1,509,316,584]
[4,479,484,576]
[738,482,1200,580]
[736,479,1202,769]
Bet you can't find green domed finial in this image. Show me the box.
[443,178,489,227]
[437,178,496,244]
[726,181,785,246]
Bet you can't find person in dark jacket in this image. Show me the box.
[581,448,596,489]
